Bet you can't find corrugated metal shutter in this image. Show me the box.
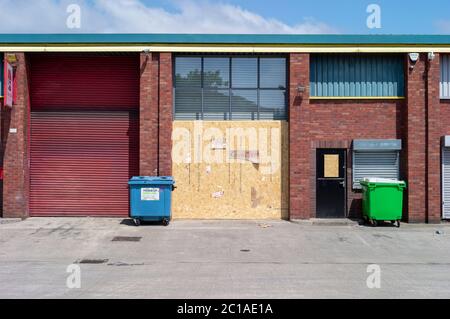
[30,54,139,110]
[310,54,405,97]
[30,111,139,217]
[440,54,450,99]
[442,148,450,219]
[29,54,139,217]
[352,151,400,188]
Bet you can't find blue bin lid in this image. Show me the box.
[128,176,175,185]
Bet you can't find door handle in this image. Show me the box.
[339,181,345,187]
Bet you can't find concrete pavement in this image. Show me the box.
[0,218,449,299]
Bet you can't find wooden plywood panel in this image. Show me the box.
[324,154,339,178]
[172,121,289,220]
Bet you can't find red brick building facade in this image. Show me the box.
[1,34,449,223]
[289,53,442,223]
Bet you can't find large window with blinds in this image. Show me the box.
[174,55,287,120]
[441,54,450,99]
[310,54,405,98]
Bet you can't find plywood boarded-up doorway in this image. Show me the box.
[172,121,289,219]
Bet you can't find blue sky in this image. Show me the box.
[0,0,449,34]
[217,0,450,34]
[144,0,450,34]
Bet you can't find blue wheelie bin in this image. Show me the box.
[128,176,176,226]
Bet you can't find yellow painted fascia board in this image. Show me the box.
[310,96,406,100]
[2,44,450,53]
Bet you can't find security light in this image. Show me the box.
[409,53,420,63]
[428,52,436,61]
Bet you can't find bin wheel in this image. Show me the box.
[133,219,141,226]
[396,220,401,228]
[371,219,378,227]
[162,218,170,226]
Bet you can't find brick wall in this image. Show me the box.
[2,53,30,218]
[289,52,450,222]
[289,53,405,220]
[139,52,159,176]
[405,54,428,223]
[158,53,173,177]
[139,52,173,177]
[0,50,445,222]
[426,54,442,223]
[289,53,311,219]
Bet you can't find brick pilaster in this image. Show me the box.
[139,52,159,176]
[405,53,428,223]
[158,53,173,177]
[289,53,311,219]
[426,53,442,223]
[3,53,29,218]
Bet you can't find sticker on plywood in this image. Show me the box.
[212,191,224,199]
[229,150,260,163]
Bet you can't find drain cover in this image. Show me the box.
[77,259,108,264]
[240,249,251,252]
[112,236,142,242]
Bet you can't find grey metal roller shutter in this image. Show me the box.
[353,151,400,188]
[442,147,450,219]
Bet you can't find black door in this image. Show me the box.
[316,149,346,218]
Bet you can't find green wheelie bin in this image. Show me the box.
[360,178,406,228]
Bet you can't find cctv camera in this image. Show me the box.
[428,52,436,61]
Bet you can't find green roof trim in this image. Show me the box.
[1,34,450,45]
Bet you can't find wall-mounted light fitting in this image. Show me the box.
[428,52,436,61]
[297,85,306,94]
[409,53,420,63]
[408,53,420,70]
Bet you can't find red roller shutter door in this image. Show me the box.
[29,54,139,110]
[29,54,139,217]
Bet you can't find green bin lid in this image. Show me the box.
[360,178,406,187]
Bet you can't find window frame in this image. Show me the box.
[441,54,450,99]
[173,54,288,121]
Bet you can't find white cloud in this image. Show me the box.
[0,0,337,34]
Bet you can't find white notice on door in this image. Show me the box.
[141,188,160,201]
